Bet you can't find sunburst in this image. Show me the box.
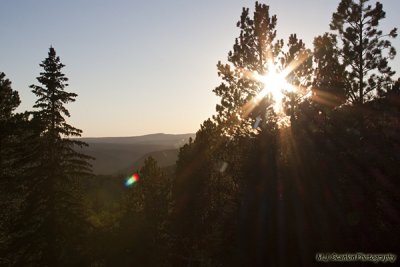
[253,61,294,113]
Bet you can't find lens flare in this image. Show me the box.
[125,173,140,187]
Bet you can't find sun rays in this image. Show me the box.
[254,61,294,114]
[238,55,311,128]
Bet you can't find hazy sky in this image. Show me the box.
[1,0,399,137]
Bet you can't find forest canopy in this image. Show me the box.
[1,1,399,266]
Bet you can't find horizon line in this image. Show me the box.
[76,132,195,139]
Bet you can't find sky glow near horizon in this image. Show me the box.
[1,0,399,137]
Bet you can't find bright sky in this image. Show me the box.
[1,0,399,137]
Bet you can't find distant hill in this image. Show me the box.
[119,149,179,175]
[76,133,194,175]
[80,133,194,145]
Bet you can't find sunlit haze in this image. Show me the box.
[1,0,399,136]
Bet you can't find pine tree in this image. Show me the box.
[0,72,21,179]
[279,34,313,122]
[139,157,170,264]
[10,47,92,266]
[171,119,238,266]
[211,3,321,265]
[0,73,20,118]
[213,1,283,137]
[30,47,92,177]
[330,0,397,104]
[312,33,347,109]
[328,1,398,249]
[120,157,170,266]
[0,72,22,265]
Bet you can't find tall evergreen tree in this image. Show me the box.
[9,47,92,266]
[0,72,21,179]
[330,0,397,104]
[312,33,347,109]
[139,157,170,265]
[0,72,22,265]
[213,1,283,137]
[171,119,240,266]
[29,47,92,177]
[119,157,170,266]
[210,2,338,264]
[0,73,20,118]
[279,34,313,122]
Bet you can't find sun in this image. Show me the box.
[240,58,311,127]
[254,61,293,113]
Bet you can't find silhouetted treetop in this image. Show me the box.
[0,72,20,121]
[330,0,397,103]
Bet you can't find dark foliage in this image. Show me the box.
[2,1,399,266]
[4,47,93,266]
[330,0,398,103]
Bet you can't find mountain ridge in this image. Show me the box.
[77,133,194,145]
[77,133,194,175]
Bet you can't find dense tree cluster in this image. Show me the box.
[1,0,399,266]
[1,48,93,266]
